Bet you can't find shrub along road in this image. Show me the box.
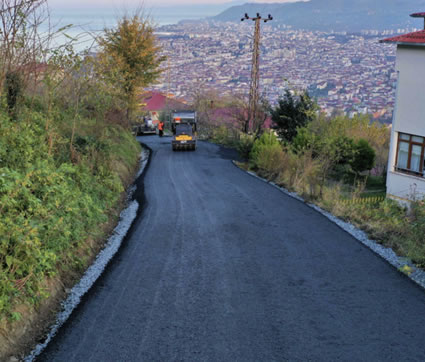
[40,137,425,361]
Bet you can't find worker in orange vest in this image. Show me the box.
[158,121,164,137]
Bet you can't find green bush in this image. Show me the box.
[301,113,389,176]
[254,144,285,179]
[292,126,376,180]
[330,136,357,165]
[211,125,238,147]
[291,127,317,154]
[250,130,281,164]
[236,134,255,160]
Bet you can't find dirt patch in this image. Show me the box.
[0,277,65,362]
[0,156,140,362]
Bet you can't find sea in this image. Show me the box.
[47,4,228,51]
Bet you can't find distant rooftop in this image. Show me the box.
[410,12,425,19]
[140,91,189,112]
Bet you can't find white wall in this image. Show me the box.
[393,45,425,137]
[387,170,425,201]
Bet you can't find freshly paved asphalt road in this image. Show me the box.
[40,137,425,361]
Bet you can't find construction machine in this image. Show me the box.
[171,111,197,151]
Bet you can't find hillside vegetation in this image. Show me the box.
[0,0,163,340]
[0,103,140,320]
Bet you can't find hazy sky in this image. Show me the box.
[49,0,302,8]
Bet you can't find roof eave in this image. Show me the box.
[397,42,425,47]
[379,40,425,47]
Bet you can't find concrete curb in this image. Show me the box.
[233,161,425,291]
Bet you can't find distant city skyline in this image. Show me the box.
[148,22,396,121]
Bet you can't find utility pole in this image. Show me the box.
[241,12,273,133]
[164,57,172,126]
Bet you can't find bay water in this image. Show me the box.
[47,4,227,51]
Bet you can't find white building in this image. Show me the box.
[381,15,425,202]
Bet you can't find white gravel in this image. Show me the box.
[25,150,149,361]
[242,163,425,290]
[136,148,150,179]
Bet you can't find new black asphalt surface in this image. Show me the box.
[40,137,425,361]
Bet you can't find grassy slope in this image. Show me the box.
[0,103,141,358]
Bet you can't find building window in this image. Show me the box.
[396,133,425,176]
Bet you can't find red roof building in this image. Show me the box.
[380,30,425,45]
[139,91,191,122]
[140,91,189,112]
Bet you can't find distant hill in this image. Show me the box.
[212,0,425,32]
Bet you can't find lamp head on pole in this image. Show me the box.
[264,14,273,23]
[241,12,273,23]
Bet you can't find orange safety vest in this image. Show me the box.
[158,122,164,131]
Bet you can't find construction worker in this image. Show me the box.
[158,121,164,137]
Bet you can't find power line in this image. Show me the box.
[241,12,273,133]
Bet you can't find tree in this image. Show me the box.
[350,138,376,175]
[271,90,318,143]
[0,0,61,88]
[4,70,23,119]
[97,12,166,123]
